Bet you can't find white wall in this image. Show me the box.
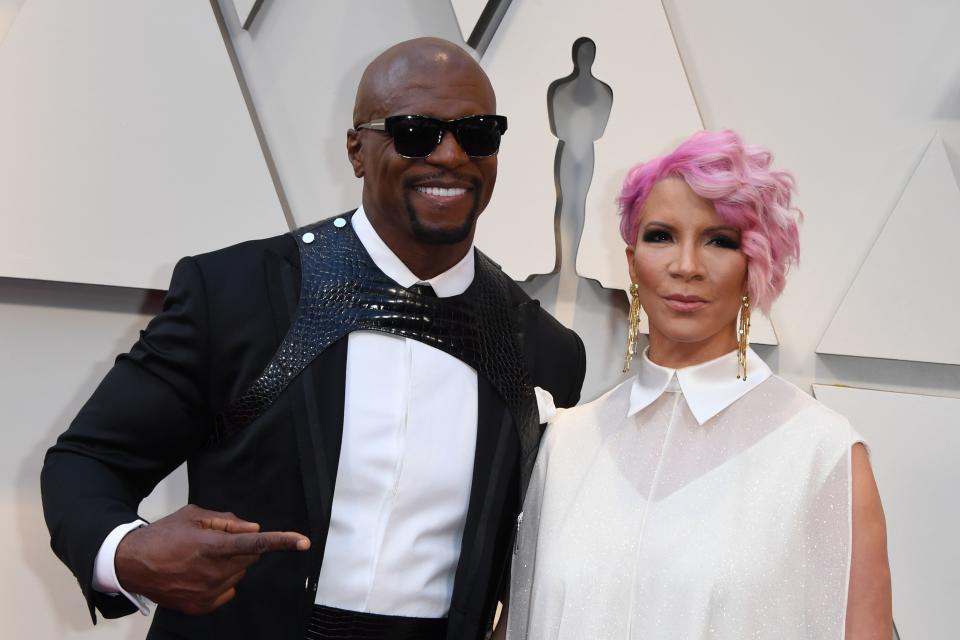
[0,280,184,638]
[1,0,957,637]
[813,385,960,639]
[0,0,23,44]
[0,0,285,289]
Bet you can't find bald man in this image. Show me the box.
[41,38,585,640]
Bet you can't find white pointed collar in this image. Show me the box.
[628,347,772,425]
[350,206,475,297]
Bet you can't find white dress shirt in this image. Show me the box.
[314,208,477,616]
[94,208,479,619]
[509,348,865,639]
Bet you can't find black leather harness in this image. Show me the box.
[214,213,541,487]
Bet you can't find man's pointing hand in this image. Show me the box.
[115,504,310,615]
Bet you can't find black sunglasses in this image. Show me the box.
[354,114,508,158]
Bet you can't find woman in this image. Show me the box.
[505,131,891,639]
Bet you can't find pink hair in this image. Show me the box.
[618,130,801,314]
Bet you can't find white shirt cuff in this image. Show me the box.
[92,520,153,616]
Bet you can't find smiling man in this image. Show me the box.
[41,38,585,640]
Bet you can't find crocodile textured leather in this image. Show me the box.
[215,214,540,486]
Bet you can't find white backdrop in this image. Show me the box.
[1,1,958,637]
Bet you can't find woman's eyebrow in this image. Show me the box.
[642,220,675,231]
[703,225,740,234]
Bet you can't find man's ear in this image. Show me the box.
[346,129,364,178]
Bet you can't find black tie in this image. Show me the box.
[410,283,437,298]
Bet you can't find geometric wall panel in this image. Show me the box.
[229,0,264,30]
[222,2,464,233]
[812,384,960,640]
[0,1,285,290]
[474,0,702,281]
[818,135,960,364]
[0,0,23,45]
[753,317,779,347]
[449,0,488,43]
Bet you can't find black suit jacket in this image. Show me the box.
[41,222,586,640]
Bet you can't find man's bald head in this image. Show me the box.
[346,37,501,279]
[353,37,494,125]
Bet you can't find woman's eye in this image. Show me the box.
[642,229,672,243]
[709,235,741,250]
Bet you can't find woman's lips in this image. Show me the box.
[663,296,707,312]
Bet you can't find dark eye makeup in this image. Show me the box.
[640,226,741,250]
[642,229,673,243]
[709,234,741,250]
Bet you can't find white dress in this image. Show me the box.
[508,348,863,640]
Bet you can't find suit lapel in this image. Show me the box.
[514,299,543,490]
[264,247,346,574]
[515,299,539,375]
[448,298,543,628]
[295,338,347,564]
[450,375,514,617]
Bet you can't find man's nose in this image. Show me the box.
[426,131,469,167]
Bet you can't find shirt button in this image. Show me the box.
[302,232,315,244]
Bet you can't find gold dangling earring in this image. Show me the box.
[737,294,751,380]
[623,283,641,373]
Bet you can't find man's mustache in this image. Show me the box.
[404,171,482,189]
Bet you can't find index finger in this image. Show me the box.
[198,516,261,534]
[214,531,311,557]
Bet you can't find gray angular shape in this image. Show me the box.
[230,0,264,30]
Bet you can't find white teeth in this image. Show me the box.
[416,186,467,197]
